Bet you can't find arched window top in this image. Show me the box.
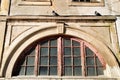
[12,36,105,76]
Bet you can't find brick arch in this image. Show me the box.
[1,25,119,78]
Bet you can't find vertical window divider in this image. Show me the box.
[94,54,97,75]
[71,39,74,76]
[24,57,27,75]
[48,40,50,75]
[57,37,62,76]
[34,44,39,76]
[81,41,86,76]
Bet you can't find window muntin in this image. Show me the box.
[12,36,105,76]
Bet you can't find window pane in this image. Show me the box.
[96,57,102,66]
[73,47,80,56]
[26,67,34,75]
[28,47,35,55]
[40,48,48,56]
[87,67,96,76]
[97,67,104,75]
[64,47,71,55]
[50,39,57,46]
[72,41,80,46]
[50,48,57,56]
[39,67,48,75]
[86,57,94,65]
[40,41,48,46]
[64,67,72,76]
[64,39,71,46]
[27,57,35,66]
[74,67,82,76]
[86,47,94,56]
[50,67,57,75]
[64,57,71,66]
[74,57,81,66]
[50,57,57,65]
[19,67,25,75]
[40,57,48,65]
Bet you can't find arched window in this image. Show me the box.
[12,36,105,76]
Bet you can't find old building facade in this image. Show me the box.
[0,0,120,79]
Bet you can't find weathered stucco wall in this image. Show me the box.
[0,0,120,79]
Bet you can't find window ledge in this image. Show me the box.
[10,76,119,80]
[19,1,51,6]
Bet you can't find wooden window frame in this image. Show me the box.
[19,0,51,6]
[13,36,105,76]
[69,0,104,6]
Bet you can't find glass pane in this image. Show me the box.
[50,67,57,75]
[40,57,48,65]
[86,57,94,65]
[97,67,103,75]
[74,67,82,76]
[26,66,34,75]
[64,57,71,66]
[64,39,71,46]
[73,47,80,56]
[27,57,35,66]
[50,57,57,65]
[64,67,72,76]
[50,48,57,56]
[96,57,102,66]
[40,40,48,46]
[72,41,80,46]
[64,47,71,55]
[74,57,81,66]
[19,67,25,75]
[28,47,35,55]
[40,48,48,56]
[50,39,57,46]
[87,67,96,76]
[39,67,48,75]
[86,47,94,56]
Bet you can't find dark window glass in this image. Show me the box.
[74,67,82,76]
[73,47,80,56]
[86,57,94,65]
[26,67,34,75]
[64,39,71,46]
[72,41,80,46]
[40,57,48,65]
[40,48,48,56]
[50,57,57,65]
[39,67,48,75]
[50,39,57,46]
[19,67,25,75]
[50,67,57,75]
[50,48,57,56]
[64,67,72,76]
[27,57,35,66]
[74,57,81,66]
[64,57,72,66]
[64,47,71,55]
[87,67,96,76]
